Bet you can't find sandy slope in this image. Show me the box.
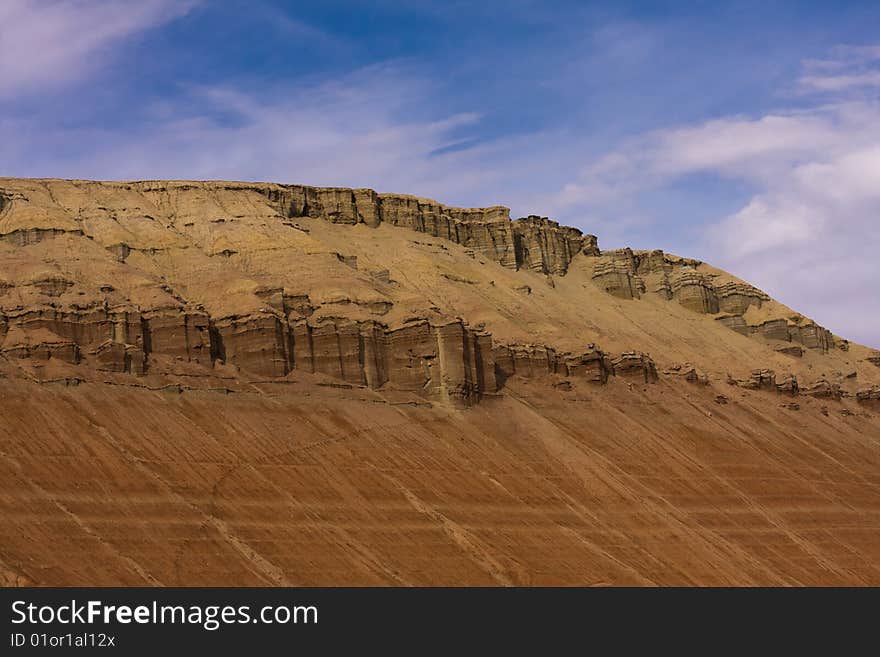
[1,376,878,586]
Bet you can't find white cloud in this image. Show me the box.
[1,17,878,347]
[0,0,198,98]
[558,111,854,205]
[549,47,880,346]
[800,71,880,92]
[0,64,516,205]
[798,43,880,93]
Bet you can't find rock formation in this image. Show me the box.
[261,183,598,275]
[715,281,769,314]
[0,178,873,409]
[856,384,880,405]
[1,177,879,587]
[591,258,643,299]
[670,269,720,314]
[582,247,837,353]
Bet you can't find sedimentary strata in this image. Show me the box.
[0,177,875,409]
[261,184,598,275]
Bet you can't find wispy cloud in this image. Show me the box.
[1,5,878,347]
[548,45,880,346]
[0,0,198,98]
[0,64,503,202]
[798,44,880,92]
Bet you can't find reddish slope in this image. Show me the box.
[1,376,877,586]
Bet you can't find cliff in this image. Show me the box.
[0,178,874,407]
[1,177,879,586]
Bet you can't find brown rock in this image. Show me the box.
[715,314,751,336]
[665,363,709,385]
[715,281,768,314]
[611,351,659,383]
[591,254,642,299]
[775,374,799,395]
[738,368,776,391]
[512,215,588,275]
[802,379,843,400]
[670,269,719,314]
[856,385,880,405]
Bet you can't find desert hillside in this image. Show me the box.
[1,178,878,585]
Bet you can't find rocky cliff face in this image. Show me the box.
[0,178,876,409]
[260,183,596,274]
[1,177,879,587]
[584,246,838,357]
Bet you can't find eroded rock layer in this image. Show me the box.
[584,247,838,354]
[0,177,875,408]
[1,177,879,587]
[261,184,597,275]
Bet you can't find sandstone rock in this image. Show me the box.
[2,177,880,589]
[790,322,835,352]
[336,253,358,269]
[493,343,611,384]
[0,177,876,414]
[652,275,674,300]
[856,385,880,405]
[610,351,659,383]
[493,343,561,380]
[106,243,131,262]
[670,269,719,314]
[511,216,588,275]
[382,196,518,269]
[580,234,600,256]
[664,363,709,385]
[90,339,141,373]
[867,352,880,367]
[775,374,799,395]
[144,308,212,365]
[801,379,843,400]
[756,319,790,342]
[591,258,642,299]
[1,326,80,363]
[715,282,768,314]
[755,318,834,352]
[776,344,803,358]
[737,368,776,391]
[385,319,494,406]
[715,314,751,336]
[265,184,522,269]
[291,317,496,406]
[562,346,610,383]
[632,249,670,276]
[29,275,74,297]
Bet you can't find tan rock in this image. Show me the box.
[670,269,719,314]
[715,281,768,314]
[610,351,659,383]
[801,379,843,400]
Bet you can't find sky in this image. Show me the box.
[1,0,879,347]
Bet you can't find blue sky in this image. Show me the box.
[2,0,879,346]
